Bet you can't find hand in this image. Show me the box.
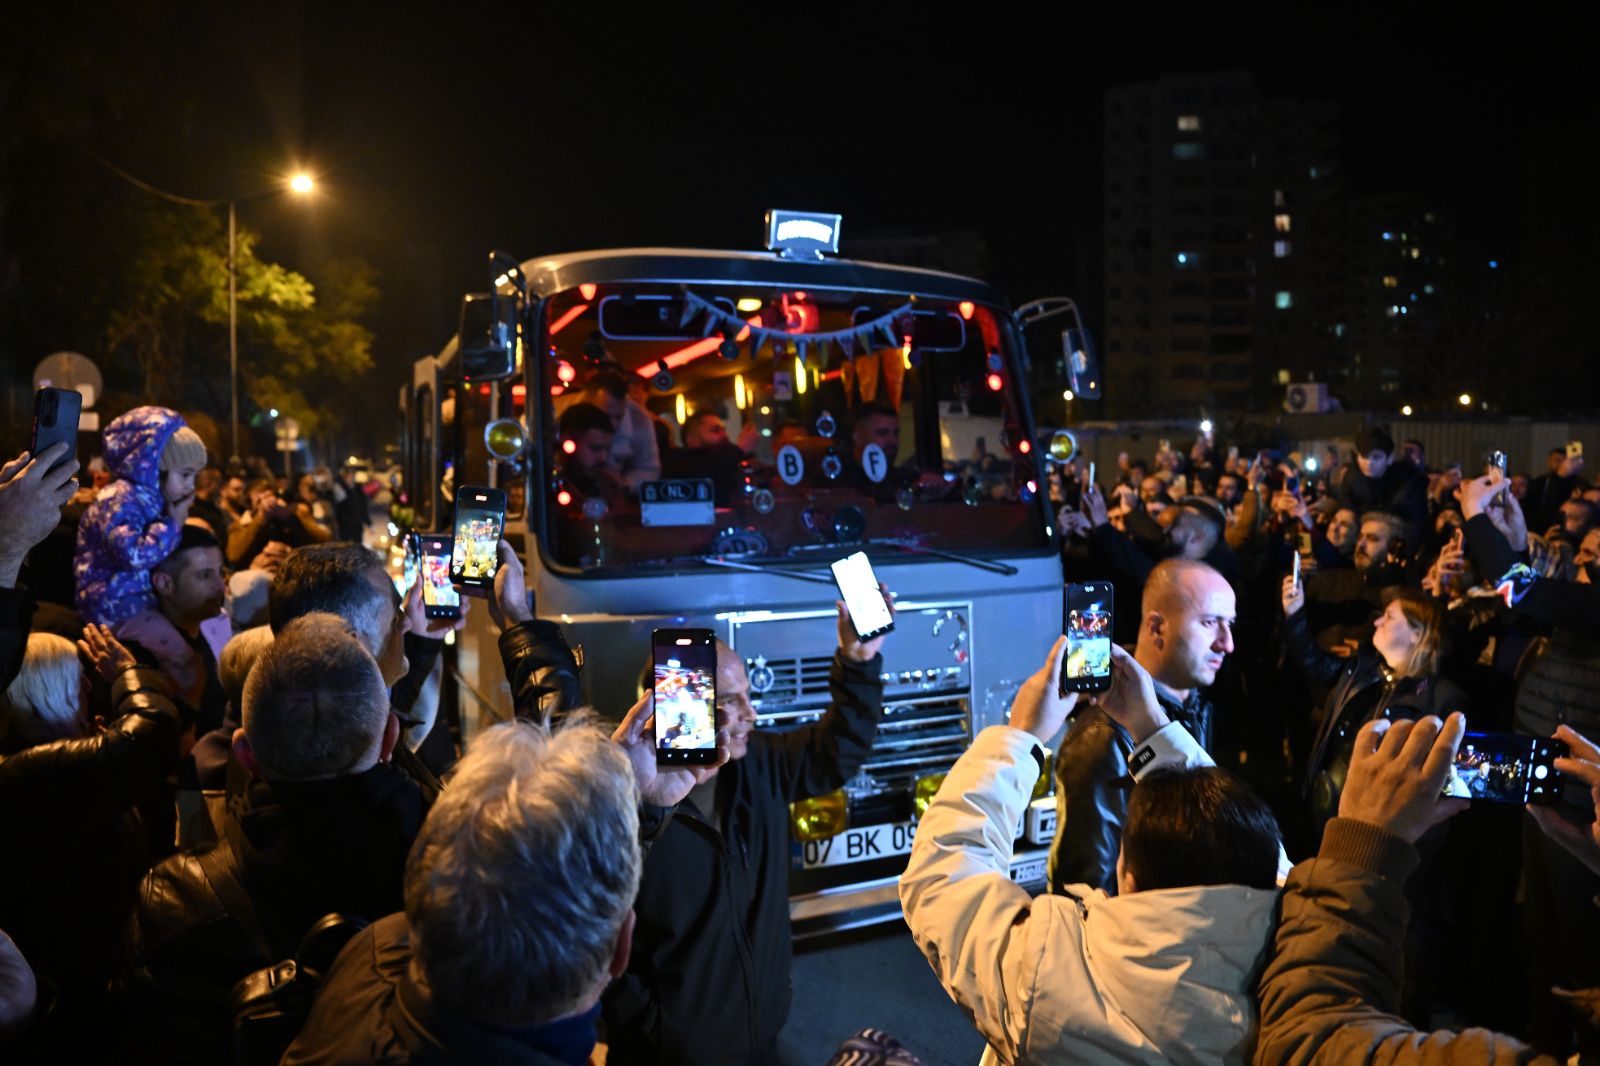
[1081,483,1109,528]
[1489,489,1529,552]
[170,494,195,524]
[1459,473,1505,521]
[838,584,894,662]
[1098,643,1169,744]
[78,623,136,684]
[1429,531,1468,596]
[1528,725,1600,876]
[487,540,533,633]
[404,576,471,638]
[0,443,79,585]
[612,690,729,808]
[1246,456,1266,490]
[1280,573,1306,617]
[248,540,292,576]
[1338,713,1469,844]
[736,420,759,454]
[1057,508,1091,539]
[1008,636,1079,742]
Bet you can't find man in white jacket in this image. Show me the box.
[900,638,1282,1065]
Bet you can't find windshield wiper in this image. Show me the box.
[856,537,1020,577]
[702,556,836,585]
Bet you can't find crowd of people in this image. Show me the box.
[6,397,1600,1065]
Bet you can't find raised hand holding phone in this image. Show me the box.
[613,689,729,807]
[652,629,720,766]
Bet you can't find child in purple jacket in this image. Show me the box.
[73,407,207,629]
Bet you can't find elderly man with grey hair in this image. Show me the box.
[126,613,432,1064]
[282,698,719,1065]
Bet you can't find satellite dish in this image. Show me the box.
[33,351,103,408]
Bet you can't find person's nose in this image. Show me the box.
[1216,626,1234,654]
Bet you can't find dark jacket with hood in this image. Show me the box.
[1049,680,1213,894]
[74,406,190,628]
[602,652,884,1066]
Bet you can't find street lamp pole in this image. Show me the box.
[228,199,240,465]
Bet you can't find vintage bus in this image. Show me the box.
[402,213,1085,934]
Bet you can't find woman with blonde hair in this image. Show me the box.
[1281,579,1464,827]
[1,633,86,747]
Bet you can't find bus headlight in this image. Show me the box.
[914,772,948,819]
[484,418,528,461]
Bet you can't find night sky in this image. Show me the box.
[8,4,1598,438]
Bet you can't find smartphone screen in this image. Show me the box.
[654,629,719,764]
[416,535,461,619]
[1568,441,1584,460]
[1060,581,1114,695]
[1488,451,1508,481]
[1441,732,1568,806]
[449,487,506,588]
[30,387,82,475]
[830,551,894,642]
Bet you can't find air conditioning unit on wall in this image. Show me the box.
[1284,383,1330,413]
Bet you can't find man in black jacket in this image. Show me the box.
[602,596,891,1066]
[125,613,427,1064]
[1049,558,1235,894]
[1329,425,1429,536]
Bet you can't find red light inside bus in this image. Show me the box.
[556,489,573,507]
[561,438,576,455]
[958,301,975,320]
[579,283,597,301]
[556,361,577,384]
[1019,439,1032,454]
[985,373,1004,392]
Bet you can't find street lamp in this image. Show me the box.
[230,175,315,463]
[1458,393,1473,407]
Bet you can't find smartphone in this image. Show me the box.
[1568,441,1584,460]
[653,628,720,765]
[1487,450,1508,481]
[830,551,895,642]
[449,486,507,589]
[1060,581,1114,696]
[30,387,82,474]
[1441,732,1568,806]
[1292,551,1301,588]
[415,534,461,620]
[1087,461,1096,489]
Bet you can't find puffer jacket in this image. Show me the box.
[74,406,190,628]
[903,726,1280,1065]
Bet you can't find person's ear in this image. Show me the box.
[609,908,635,979]
[379,711,401,763]
[151,570,173,597]
[232,728,260,779]
[1146,610,1165,647]
[1116,847,1138,895]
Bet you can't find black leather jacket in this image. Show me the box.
[1284,608,1465,825]
[500,618,582,723]
[0,666,186,1003]
[1049,681,1212,895]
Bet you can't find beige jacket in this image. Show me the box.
[901,726,1279,1065]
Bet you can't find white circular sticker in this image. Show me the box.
[776,445,805,486]
[861,443,889,483]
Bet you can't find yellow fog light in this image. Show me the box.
[790,791,848,842]
[1048,429,1077,464]
[914,772,948,819]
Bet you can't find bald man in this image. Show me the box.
[605,593,892,1066]
[1049,558,1237,894]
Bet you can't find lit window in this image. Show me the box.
[1273,240,1291,258]
[1175,251,1198,268]
[1424,212,1436,222]
[1386,305,1400,318]
[1410,247,1421,259]
[1274,214,1291,233]
[1277,368,1292,385]
[1177,115,1202,131]
[1275,291,1293,310]
[1173,142,1205,160]
[1424,284,1436,295]
[1333,323,1346,338]
[1273,189,1285,207]
[1309,166,1322,179]
[1381,231,1394,241]
[1488,259,1499,269]
[1382,275,1399,288]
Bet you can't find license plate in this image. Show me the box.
[797,820,917,869]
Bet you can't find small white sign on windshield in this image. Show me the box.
[861,443,888,483]
[640,479,715,527]
[776,446,805,486]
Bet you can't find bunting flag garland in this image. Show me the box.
[679,290,914,361]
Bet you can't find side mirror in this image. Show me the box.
[458,293,517,381]
[1045,430,1078,465]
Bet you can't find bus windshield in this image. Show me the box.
[537,281,1048,572]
